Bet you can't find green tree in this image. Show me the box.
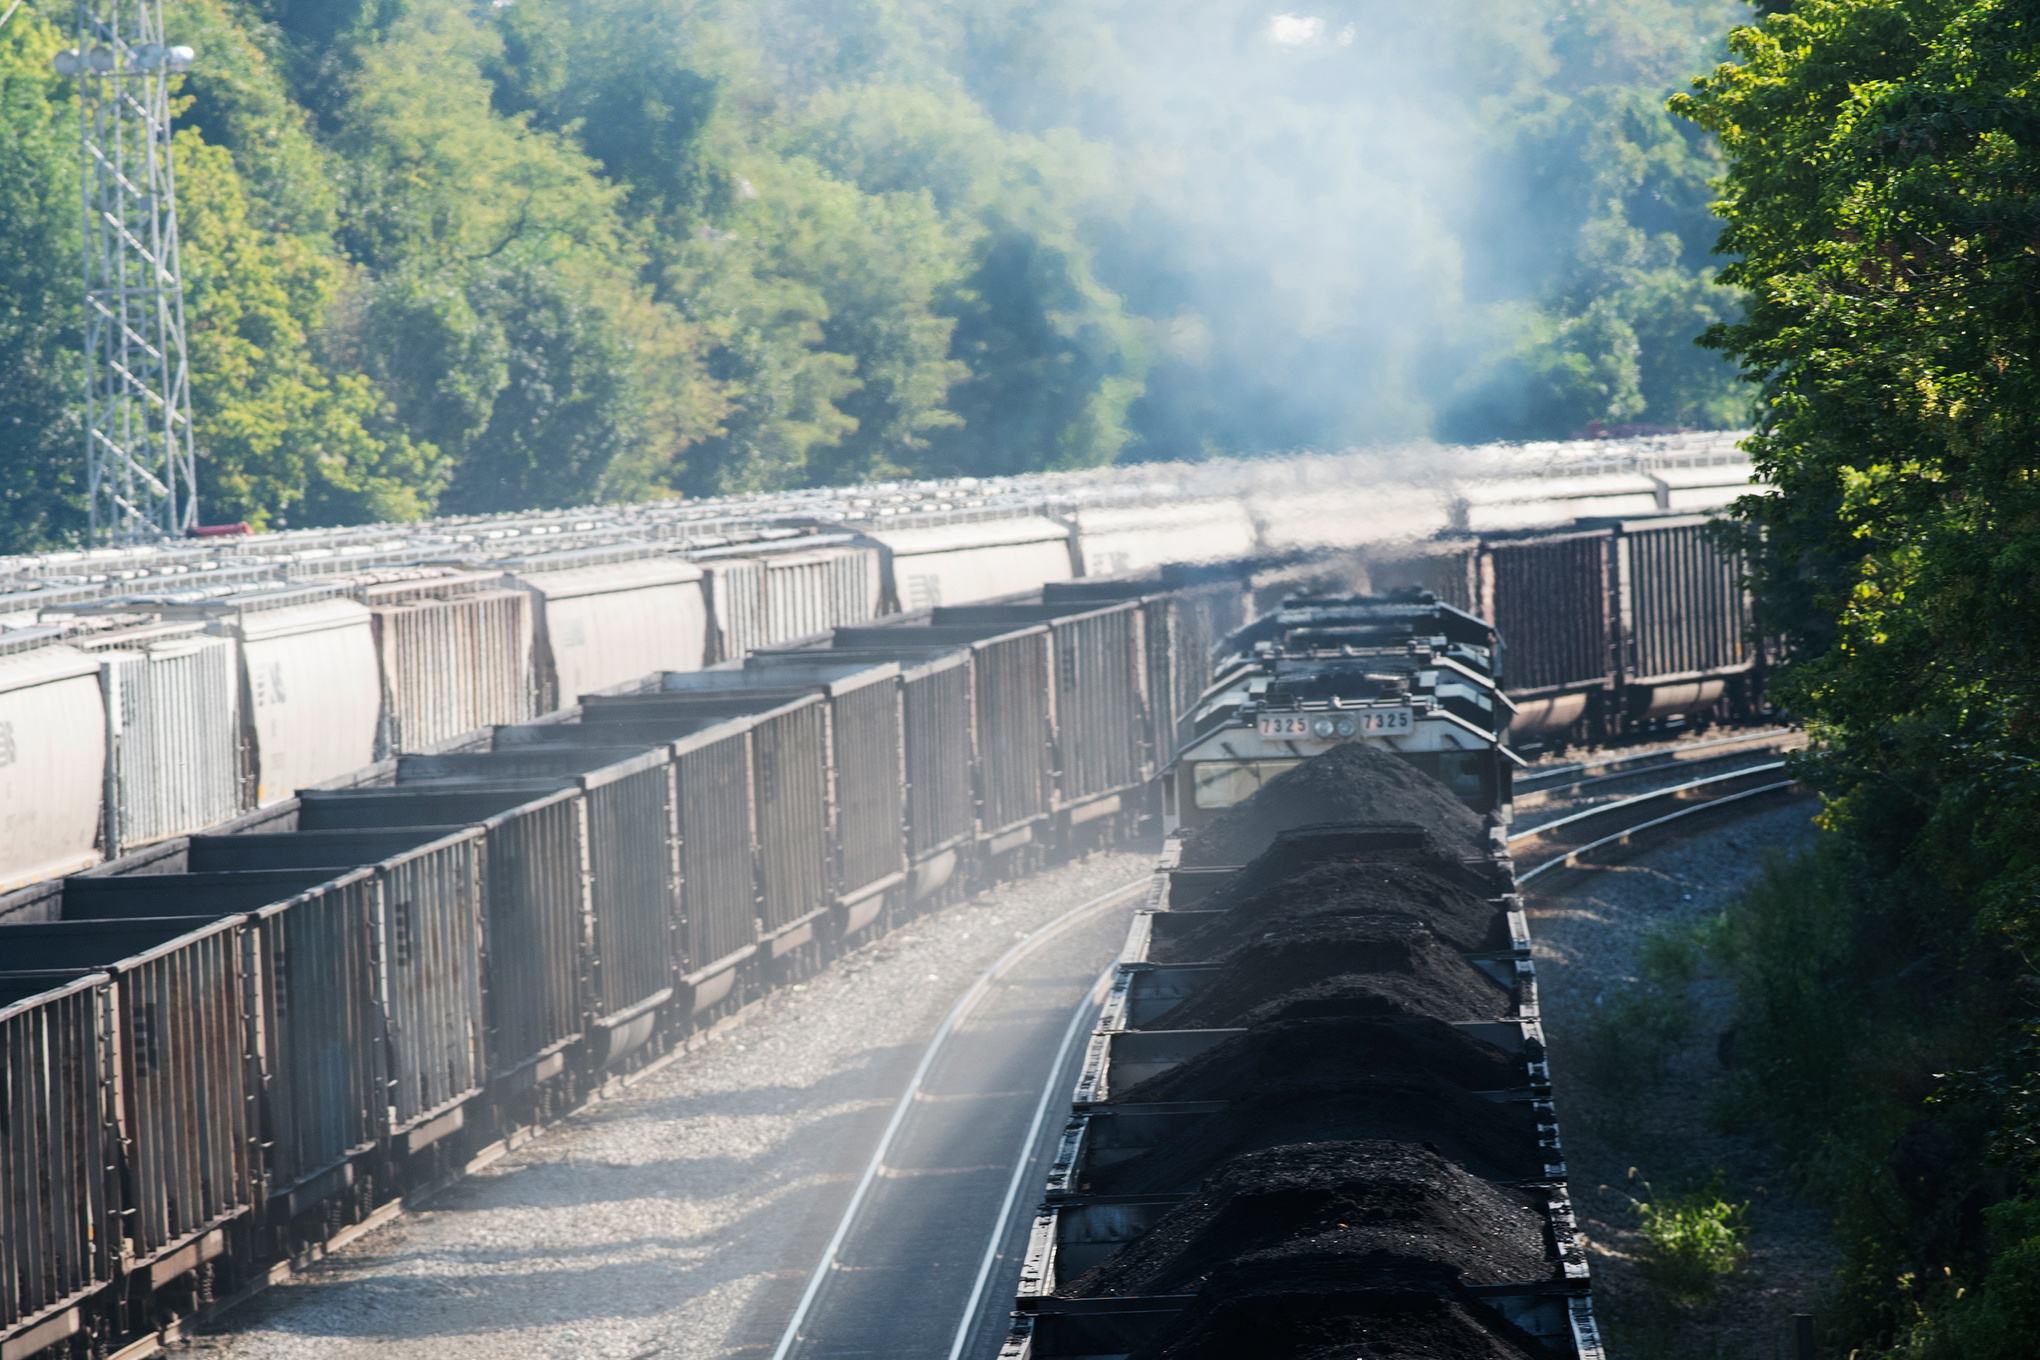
[323,0,713,507]
[1445,7,1752,439]
[0,12,84,551]
[787,83,1147,474]
[1,0,1781,543]
[168,0,339,241]
[176,131,443,527]
[425,261,641,514]
[663,153,972,491]
[1678,1,2040,1350]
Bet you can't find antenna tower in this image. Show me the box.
[54,6,196,544]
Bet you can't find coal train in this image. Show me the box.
[1366,513,1766,744]
[1007,597,1599,1358]
[1163,593,1519,835]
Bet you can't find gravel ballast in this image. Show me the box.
[1527,798,1836,1355]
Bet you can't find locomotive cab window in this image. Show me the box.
[1191,759,1302,809]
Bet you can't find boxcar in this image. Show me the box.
[161,587,383,806]
[1039,577,1249,767]
[746,647,975,908]
[697,556,769,664]
[1478,529,1617,738]
[859,516,1075,612]
[929,601,1150,825]
[815,666,906,932]
[1363,538,1480,615]
[670,722,758,1010]
[577,750,681,1061]
[581,685,833,965]
[0,974,113,1360]
[0,916,255,1293]
[297,781,588,1096]
[832,621,1056,859]
[761,545,882,645]
[1067,500,1259,580]
[504,549,709,710]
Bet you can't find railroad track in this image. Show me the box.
[768,878,1146,1360]
[1510,728,1808,883]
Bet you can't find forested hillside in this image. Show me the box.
[0,0,1751,545]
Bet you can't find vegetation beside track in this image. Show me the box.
[1677,2,2040,1351]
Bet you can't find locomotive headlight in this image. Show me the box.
[1312,718,1335,737]
[1335,718,1356,737]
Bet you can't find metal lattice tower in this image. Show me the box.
[54,8,196,544]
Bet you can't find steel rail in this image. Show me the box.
[1514,740,1801,810]
[768,875,1149,1360]
[1513,727,1800,793]
[1509,761,1786,844]
[1517,778,1801,882]
[943,965,1115,1360]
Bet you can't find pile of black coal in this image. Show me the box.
[1190,823,1507,912]
[1181,743,1489,867]
[1126,1257,1551,1360]
[1114,1016,1523,1105]
[1148,918,1511,1029]
[1157,857,1507,961]
[1065,1141,1553,1298]
[1088,1071,1545,1194]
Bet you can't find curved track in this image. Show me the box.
[177,852,1152,1360]
[771,732,1817,1357]
[1511,729,1807,882]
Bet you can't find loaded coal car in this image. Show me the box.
[1162,593,1517,838]
[1006,724,1601,1357]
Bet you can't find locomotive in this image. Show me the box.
[1164,594,1517,835]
